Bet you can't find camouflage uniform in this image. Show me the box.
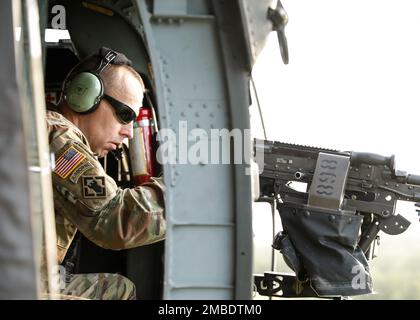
[60,273,136,300]
[45,110,165,300]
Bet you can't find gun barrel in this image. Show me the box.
[350,152,395,171]
[407,174,420,186]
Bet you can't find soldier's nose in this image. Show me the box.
[120,123,134,139]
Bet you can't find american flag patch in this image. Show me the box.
[54,146,86,179]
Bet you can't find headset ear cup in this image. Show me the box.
[64,72,103,113]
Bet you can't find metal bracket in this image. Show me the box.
[267,0,289,64]
[254,272,320,298]
[359,213,411,253]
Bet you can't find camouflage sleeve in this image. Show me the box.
[51,140,165,250]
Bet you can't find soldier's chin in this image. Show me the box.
[97,149,109,158]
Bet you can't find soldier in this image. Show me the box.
[45,47,165,299]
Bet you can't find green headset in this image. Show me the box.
[62,48,122,114]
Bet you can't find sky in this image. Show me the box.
[251,0,420,174]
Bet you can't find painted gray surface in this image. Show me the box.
[138,0,258,299]
[212,0,256,299]
[0,0,38,299]
[238,0,274,68]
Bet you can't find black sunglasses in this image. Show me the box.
[102,94,137,124]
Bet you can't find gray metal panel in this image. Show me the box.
[138,0,254,299]
[170,226,234,283]
[154,0,187,15]
[238,0,274,68]
[0,0,38,299]
[158,17,235,299]
[212,0,254,300]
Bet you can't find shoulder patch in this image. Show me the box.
[82,176,107,198]
[69,161,94,184]
[54,146,86,179]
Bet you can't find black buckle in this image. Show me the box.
[104,50,117,63]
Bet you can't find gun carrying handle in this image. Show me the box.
[350,152,395,171]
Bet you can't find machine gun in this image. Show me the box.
[253,139,420,298]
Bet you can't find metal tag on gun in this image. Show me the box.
[308,152,350,211]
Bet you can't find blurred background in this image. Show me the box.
[250,0,420,300]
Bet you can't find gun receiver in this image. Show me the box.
[257,139,420,250]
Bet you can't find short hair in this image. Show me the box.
[62,46,145,95]
[101,64,145,94]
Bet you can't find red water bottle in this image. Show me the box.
[129,107,156,185]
